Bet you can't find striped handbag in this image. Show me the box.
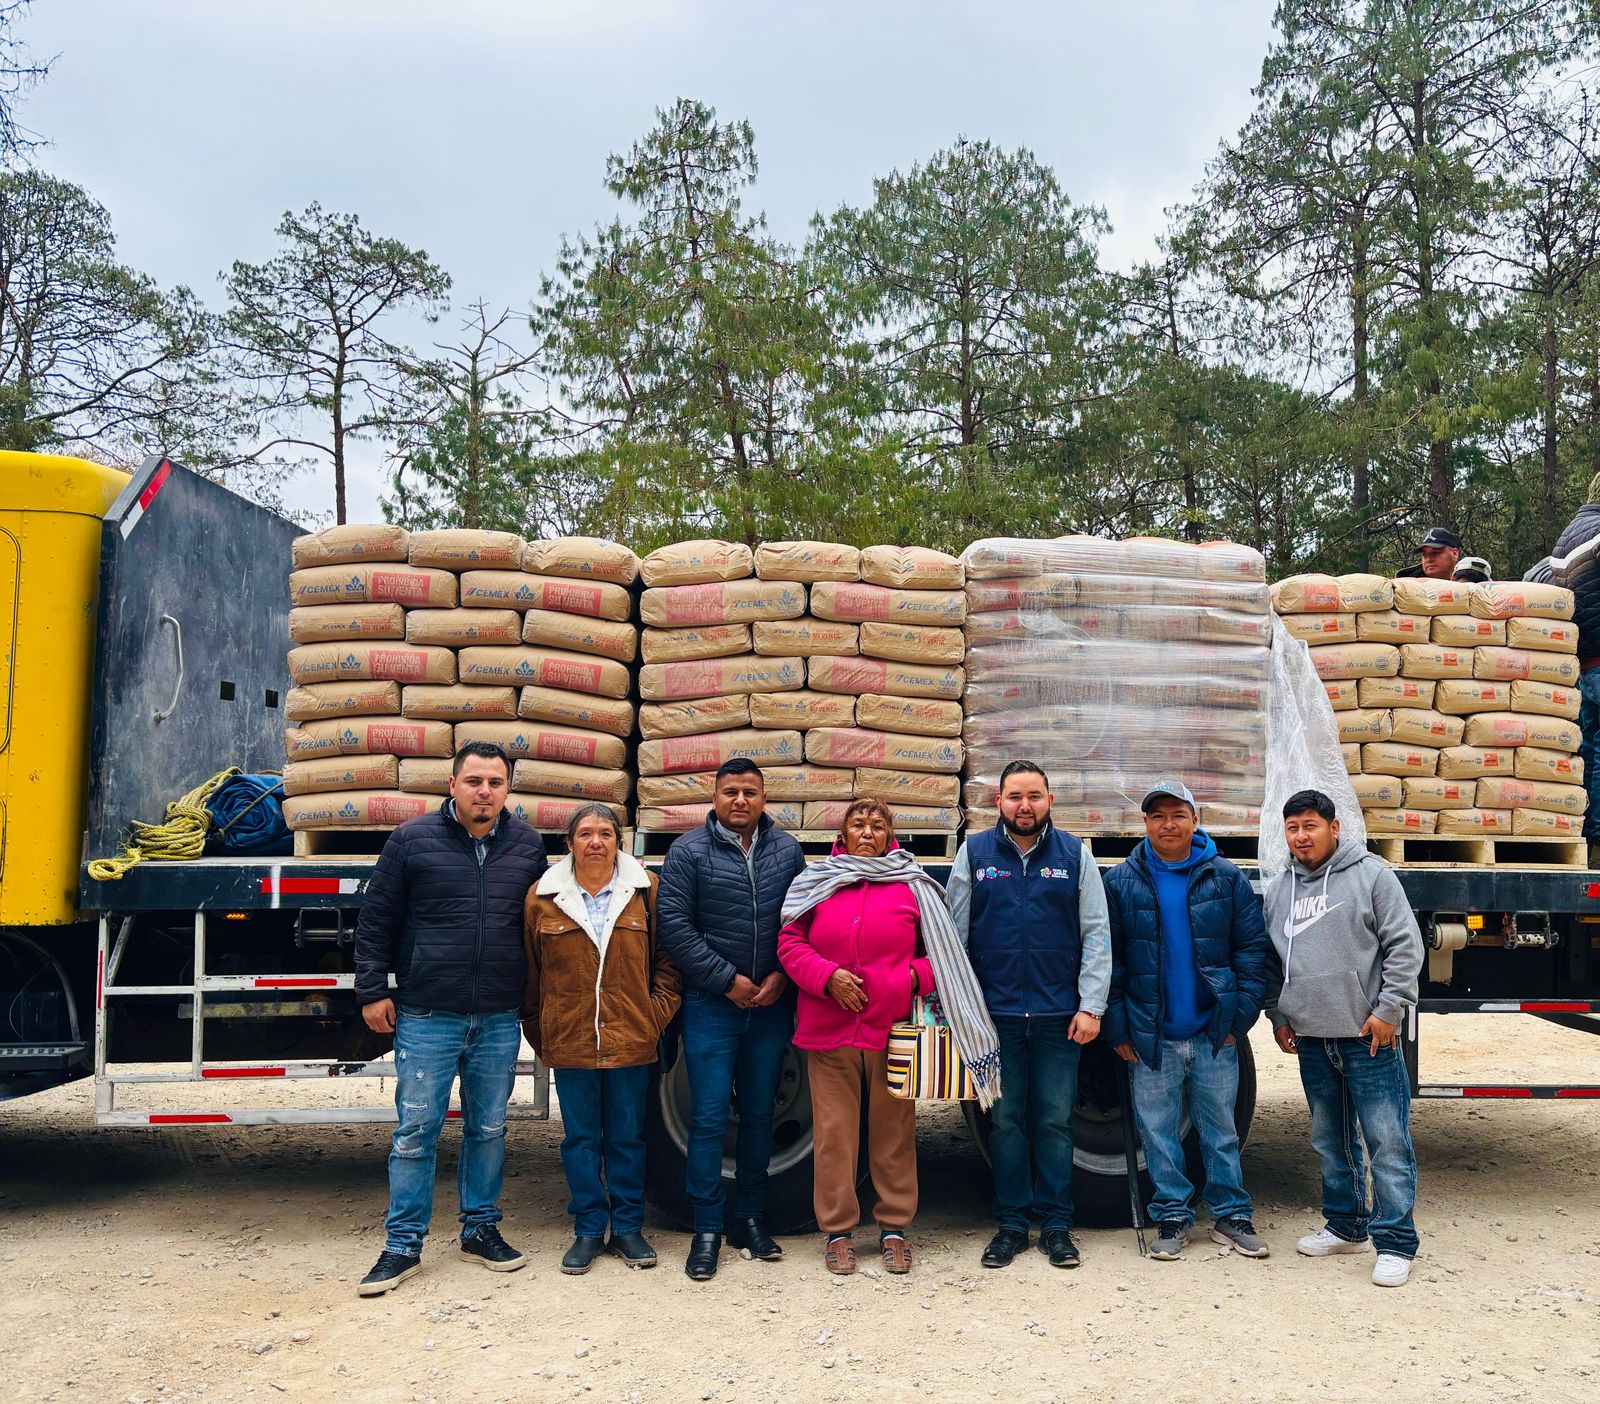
[886,994,977,1101]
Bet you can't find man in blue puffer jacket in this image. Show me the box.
[1102,781,1269,1262]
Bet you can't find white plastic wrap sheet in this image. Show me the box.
[958,536,1270,830]
[1259,616,1366,876]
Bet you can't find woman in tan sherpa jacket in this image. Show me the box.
[523,804,681,1275]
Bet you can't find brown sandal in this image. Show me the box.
[824,1235,857,1275]
[881,1233,911,1274]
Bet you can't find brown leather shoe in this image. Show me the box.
[824,1235,857,1275]
[881,1233,911,1274]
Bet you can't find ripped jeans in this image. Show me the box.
[384,1007,521,1256]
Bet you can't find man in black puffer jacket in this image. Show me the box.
[353,741,547,1297]
[657,759,807,1281]
[1551,477,1600,843]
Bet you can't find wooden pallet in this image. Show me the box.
[1365,834,1587,869]
[632,827,960,861]
[291,826,630,859]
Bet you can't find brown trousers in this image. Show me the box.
[807,1046,918,1235]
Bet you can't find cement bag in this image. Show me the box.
[1361,742,1439,777]
[858,621,966,666]
[754,541,861,582]
[508,796,628,831]
[405,608,522,647]
[1356,611,1429,644]
[752,619,860,657]
[1392,577,1474,615]
[1433,616,1504,648]
[1336,574,1396,611]
[764,765,857,802]
[799,801,850,832]
[1200,804,1261,830]
[1389,708,1465,747]
[642,623,751,664]
[1074,575,1156,607]
[1434,680,1510,715]
[1506,617,1579,653]
[1283,613,1357,645]
[403,684,518,721]
[288,642,456,686]
[460,570,632,621]
[1476,777,1587,815]
[1401,777,1477,811]
[456,720,628,769]
[1434,808,1512,835]
[748,690,856,730]
[282,791,442,829]
[860,545,964,589]
[1509,680,1581,721]
[1152,577,1271,612]
[1363,808,1438,835]
[804,728,963,774]
[458,646,630,698]
[1128,606,1270,646]
[964,575,1080,612]
[807,655,965,701]
[285,680,401,722]
[1269,575,1340,614]
[1324,681,1360,711]
[511,760,632,805]
[1463,712,1581,753]
[289,564,458,609]
[1341,744,1361,774]
[1307,643,1400,681]
[1513,809,1585,836]
[811,581,967,627]
[521,609,638,662]
[1359,677,1436,710]
[636,804,716,832]
[1397,644,1475,680]
[636,773,717,806]
[282,754,399,797]
[961,539,1049,578]
[517,686,635,739]
[638,695,752,740]
[397,759,452,794]
[285,718,454,759]
[1514,746,1585,784]
[638,539,752,586]
[1054,803,1145,831]
[853,768,961,806]
[856,694,964,738]
[1472,647,1579,687]
[637,728,803,777]
[289,603,405,644]
[1438,746,1513,780]
[524,536,639,585]
[291,523,409,569]
[1469,581,1574,621]
[638,656,805,702]
[408,529,524,571]
[887,804,960,831]
[1351,775,1404,809]
[1337,709,1392,744]
[640,579,805,628]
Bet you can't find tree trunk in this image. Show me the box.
[1350,207,1371,571]
[1165,273,1201,543]
[1543,308,1560,541]
[1410,77,1452,529]
[332,352,347,526]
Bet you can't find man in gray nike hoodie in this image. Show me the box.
[1263,789,1423,1287]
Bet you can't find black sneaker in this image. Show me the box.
[358,1249,422,1297]
[458,1225,526,1272]
[1039,1228,1080,1268]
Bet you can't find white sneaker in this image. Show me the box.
[1296,1227,1371,1257]
[1372,1253,1412,1287]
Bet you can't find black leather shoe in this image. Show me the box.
[727,1217,784,1261]
[607,1231,658,1269]
[560,1236,605,1275]
[980,1228,1030,1268]
[685,1232,721,1281]
[1040,1228,1081,1268]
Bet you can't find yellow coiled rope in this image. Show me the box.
[86,767,242,881]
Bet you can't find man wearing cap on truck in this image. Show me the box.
[1102,781,1271,1261]
[1396,526,1465,579]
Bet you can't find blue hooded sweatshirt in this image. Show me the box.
[1148,833,1218,1040]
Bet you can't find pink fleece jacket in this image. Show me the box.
[777,872,936,1053]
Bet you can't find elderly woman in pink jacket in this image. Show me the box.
[777,798,973,1276]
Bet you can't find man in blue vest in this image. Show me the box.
[946,760,1112,1269]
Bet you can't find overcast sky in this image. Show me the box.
[19,0,1278,522]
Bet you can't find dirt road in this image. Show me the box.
[2,1017,1597,1404]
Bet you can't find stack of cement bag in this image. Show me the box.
[1275,574,1584,840]
[961,536,1271,834]
[282,526,638,834]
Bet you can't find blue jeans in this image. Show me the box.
[1130,1037,1252,1225]
[680,986,794,1233]
[384,1007,520,1257]
[554,1066,650,1238]
[989,1015,1081,1233]
[1298,1036,1420,1258]
[1578,669,1600,839]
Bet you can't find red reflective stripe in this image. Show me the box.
[1519,1002,1592,1012]
[1587,883,1600,899]
[138,459,172,510]
[201,1067,287,1079]
[260,877,344,895]
[1461,1087,1533,1098]
[149,1113,232,1124]
[253,977,338,988]
[1555,1088,1600,1098]
[446,1109,462,1119]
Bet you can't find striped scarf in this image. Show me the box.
[782,850,1003,1108]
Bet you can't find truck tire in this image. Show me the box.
[960,1038,1258,1227]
